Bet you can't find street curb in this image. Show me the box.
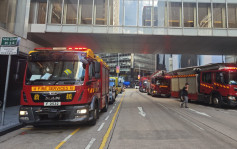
[0,123,25,136]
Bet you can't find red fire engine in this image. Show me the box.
[19,47,109,126]
[147,71,171,97]
[139,76,149,92]
[170,63,237,107]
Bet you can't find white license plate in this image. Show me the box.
[44,102,61,106]
[161,94,166,96]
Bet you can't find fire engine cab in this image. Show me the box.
[147,71,171,97]
[19,47,109,126]
[171,63,237,107]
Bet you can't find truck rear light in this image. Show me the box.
[23,92,28,103]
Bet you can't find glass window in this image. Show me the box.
[0,0,8,28]
[202,72,212,84]
[0,0,17,32]
[154,0,167,27]
[168,2,182,27]
[213,3,226,28]
[228,4,237,28]
[63,0,77,24]
[48,0,63,24]
[229,72,237,85]
[38,0,47,24]
[95,0,108,25]
[29,0,47,24]
[29,2,36,24]
[109,0,114,25]
[124,0,137,26]
[139,0,152,26]
[216,72,228,84]
[79,0,93,24]
[183,3,197,27]
[198,3,212,28]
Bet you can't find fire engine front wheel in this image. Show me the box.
[212,95,222,108]
[89,103,99,126]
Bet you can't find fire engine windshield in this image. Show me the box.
[156,78,169,86]
[25,52,86,85]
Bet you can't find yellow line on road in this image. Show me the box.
[99,93,125,149]
[55,128,80,149]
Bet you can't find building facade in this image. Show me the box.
[98,53,155,82]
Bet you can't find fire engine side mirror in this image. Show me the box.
[95,62,100,73]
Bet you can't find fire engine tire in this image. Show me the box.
[102,97,108,112]
[212,95,222,108]
[89,106,99,126]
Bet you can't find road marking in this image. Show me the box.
[156,102,169,110]
[105,115,110,121]
[109,110,113,114]
[55,128,80,149]
[97,123,105,131]
[179,116,204,130]
[113,106,115,109]
[21,127,33,130]
[189,108,211,117]
[85,138,96,149]
[138,107,146,117]
[228,110,237,113]
[99,93,125,149]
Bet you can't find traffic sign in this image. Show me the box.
[0,47,18,55]
[1,37,20,46]
[116,66,120,73]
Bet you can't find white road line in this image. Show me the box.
[189,108,211,117]
[113,106,115,109]
[63,135,72,142]
[85,138,96,149]
[138,107,146,117]
[109,110,113,114]
[97,122,105,131]
[179,116,204,130]
[218,110,229,114]
[228,110,237,113]
[157,102,169,110]
[105,115,110,121]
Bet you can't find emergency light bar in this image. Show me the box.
[34,47,67,51]
[68,47,87,50]
[220,67,237,70]
[34,47,87,51]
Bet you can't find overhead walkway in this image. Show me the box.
[27,0,237,54]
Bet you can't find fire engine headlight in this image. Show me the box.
[20,111,28,116]
[228,96,236,100]
[77,109,87,114]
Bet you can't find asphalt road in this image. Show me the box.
[1,89,237,149]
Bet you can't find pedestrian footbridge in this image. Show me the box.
[28,0,237,55]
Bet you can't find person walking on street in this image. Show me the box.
[180,83,189,108]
